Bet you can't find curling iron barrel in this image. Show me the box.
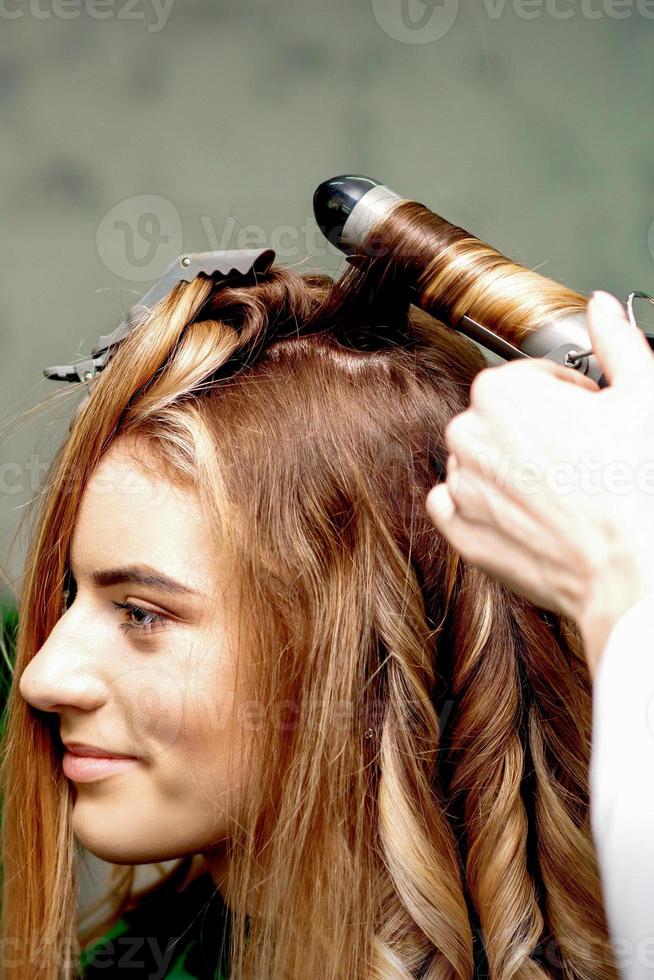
[313,174,607,387]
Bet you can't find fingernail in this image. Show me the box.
[589,290,627,322]
[427,485,454,521]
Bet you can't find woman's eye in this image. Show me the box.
[60,570,168,636]
[112,600,169,636]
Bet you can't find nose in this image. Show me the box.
[19,606,108,715]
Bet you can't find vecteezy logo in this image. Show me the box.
[96,194,183,281]
[371,0,459,43]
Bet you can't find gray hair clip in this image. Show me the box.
[43,247,276,384]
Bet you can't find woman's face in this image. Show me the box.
[19,436,251,868]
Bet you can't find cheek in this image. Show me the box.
[182,653,247,758]
[105,638,242,759]
[92,662,187,761]
[173,652,255,810]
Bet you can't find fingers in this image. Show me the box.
[426,482,456,524]
[424,483,561,612]
[444,359,598,475]
[586,290,654,389]
[429,463,553,547]
[525,358,600,392]
[444,411,499,476]
[470,357,599,400]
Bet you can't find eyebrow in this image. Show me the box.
[75,563,206,599]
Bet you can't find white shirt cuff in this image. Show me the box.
[589,590,654,976]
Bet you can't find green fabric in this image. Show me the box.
[80,917,131,971]
[162,936,201,978]
[80,872,230,979]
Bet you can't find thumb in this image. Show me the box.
[587,290,654,388]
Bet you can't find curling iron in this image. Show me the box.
[313,174,654,389]
[42,182,653,395]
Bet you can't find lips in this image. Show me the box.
[62,751,141,783]
[63,741,139,760]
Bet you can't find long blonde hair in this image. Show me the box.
[1,229,616,978]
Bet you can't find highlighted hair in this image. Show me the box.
[1,223,615,977]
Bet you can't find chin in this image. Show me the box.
[71,804,185,865]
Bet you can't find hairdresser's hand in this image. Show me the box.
[425,291,654,679]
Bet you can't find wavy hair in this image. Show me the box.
[1,212,616,978]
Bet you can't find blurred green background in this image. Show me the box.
[0,0,652,916]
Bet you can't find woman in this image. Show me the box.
[1,221,617,978]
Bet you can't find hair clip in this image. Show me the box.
[43,248,276,384]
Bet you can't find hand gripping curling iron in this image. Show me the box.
[313,174,654,389]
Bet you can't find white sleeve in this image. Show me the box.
[589,591,654,978]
